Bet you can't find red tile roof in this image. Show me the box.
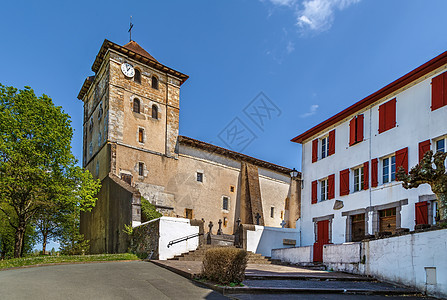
[123,40,158,62]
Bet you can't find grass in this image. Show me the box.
[0,253,139,270]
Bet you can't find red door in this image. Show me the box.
[415,201,429,225]
[313,220,330,262]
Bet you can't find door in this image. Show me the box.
[379,207,396,234]
[313,220,330,262]
[415,201,429,226]
[351,213,366,242]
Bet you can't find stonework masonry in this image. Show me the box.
[78,39,300,253]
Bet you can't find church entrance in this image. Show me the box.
[313,220,330,262]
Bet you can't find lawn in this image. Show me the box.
[0,253,139,270]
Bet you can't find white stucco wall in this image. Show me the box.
[323,242,361,263]
[271,246,313,264]
[158,217,199,260]
[246,225,299,257]
[299,65,447,247]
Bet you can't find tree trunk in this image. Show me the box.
[437,192,447,222]
[42,233,47,255]
[14,222,25,258]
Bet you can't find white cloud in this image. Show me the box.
[300,104,319,118]
[268,0,297,6]
[297,0,360,32]
[265,0,360,34]
[286,41,295,54]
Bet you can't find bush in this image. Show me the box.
[201,247,247,284]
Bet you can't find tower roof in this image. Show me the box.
[123,40,158,62]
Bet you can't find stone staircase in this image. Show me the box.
[169,245,273,264]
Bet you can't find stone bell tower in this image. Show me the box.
[77,39,188,253]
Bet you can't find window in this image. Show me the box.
[431,71,447,111]
[152,105,158,119]
[382,155,396,184]
[270,207,275,218]
[320,179,328,201]
[134,69,141,84]
[121,173,132,185]
[138,128,144,143]
[349,114,364,146]
[138,162,144,176]
[321,136,329,159]
[89,118,93,132]
[197,172,203,182]
[230,186,235,193]
[133,98,140,113]
[185,208,193,220]
[89,142,93,156]
[378,98,396,133]
[353,166,364,192]
[152,76,159,90]
[98,132,102,147]
[98,101,103,120]
[436,138,445,153]
[96,161,99,177]
[222,196,229,210]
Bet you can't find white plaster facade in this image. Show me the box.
[294,54,447,247]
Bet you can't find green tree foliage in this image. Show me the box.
[0,84,100,257]
[141,197,162,223]
[397,150,447,222]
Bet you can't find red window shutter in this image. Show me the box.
[418,140,431,162]
[379,99,396,133]
[363,161,369,190]
[378,103,386,133]
[415,201,429,225]
[339,169,350,196]
[349,117,356,146]
[395,147,408,174]
[328,174,335,199]
[431,72,446,111]
[371,158,378,187]
[311,180,318,204]
[312,139,318,163]
[356,114,364,143]
[328,130,335,155]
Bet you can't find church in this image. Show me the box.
[77,39,300,253]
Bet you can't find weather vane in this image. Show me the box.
[128,16,134,42]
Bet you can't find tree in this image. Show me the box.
[396,150,447,222]
[141,197,162,222]
[0,84,100,257]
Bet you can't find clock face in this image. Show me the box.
[121,63,135,78]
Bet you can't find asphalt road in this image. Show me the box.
[0,261,227,300]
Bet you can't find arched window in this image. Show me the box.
[152,76,159,90]
[134,69,141,84]
[133,98,140,113]
[152,104,158,119]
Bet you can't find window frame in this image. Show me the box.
[152,75,159,90]
[152,104,158,119]
[133,98,141,113]
[196,172,203,183]
[353,166,364,192]
[382,155,396,184]
[320,136,329,159]
[222,196,229,211]
[138,128,144,143]
[134,68,141,84]
[320,178,328,202]
[270,207,275,218]
[138,162,144,176]
[435,136,446,153]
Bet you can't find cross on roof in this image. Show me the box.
[128,16,134,42]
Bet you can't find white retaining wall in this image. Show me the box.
[246,225,299,257]
[271,246,313,264]
[158,217,200,260]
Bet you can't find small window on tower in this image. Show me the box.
[222,196,229,210]
[133,98,140,113]
[197,172,203,182]
[152,76,159,90]
[152,105,158,119]
[270,207,275,218]
[230,186,235,193]
[138,128,144,143]
[134,69,141,84]
[138,162,144,176]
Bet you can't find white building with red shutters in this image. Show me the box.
[291,51,447,262]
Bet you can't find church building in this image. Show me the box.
[77,39,300,253]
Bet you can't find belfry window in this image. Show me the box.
[133,98,140,113]
[134,69,141,84]
[152,105,158,119]
[152,76,159,90]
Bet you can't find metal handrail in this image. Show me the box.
[167,232,203,248]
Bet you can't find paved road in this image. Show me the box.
[0,261,227,300]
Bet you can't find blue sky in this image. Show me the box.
[1,0,447,248]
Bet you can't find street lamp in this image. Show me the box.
[290,168,299,179]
